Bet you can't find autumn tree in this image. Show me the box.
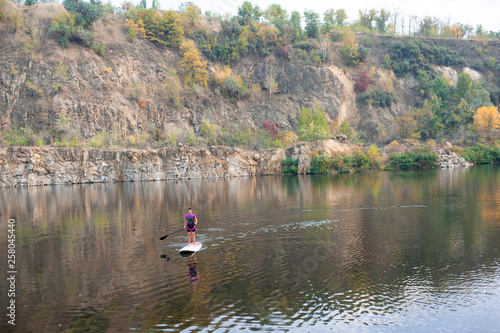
[334,9,348,26]
[135,9,185,48]
[340,26,360,65]
[264,67,278,98]
[474,106,500,138]
[180,2,201,34]
[179,39,208,88]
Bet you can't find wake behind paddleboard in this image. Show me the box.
[179,242,202,256]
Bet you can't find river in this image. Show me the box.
[1,165,500,332]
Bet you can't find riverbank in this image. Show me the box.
[0,140,473,187]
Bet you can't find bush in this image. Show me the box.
[354,69,370,92]
[200,119,217,145]
[92,43,106,56]
[298,105,329,142]
[49,11,95,48]
[461,144,500,164]
[387,151,438,170]
[484,57,498,69]
[63,0,104,29]
[3,126,43,146]
[281,158,299,174]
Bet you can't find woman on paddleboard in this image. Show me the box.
[183,208,197,245]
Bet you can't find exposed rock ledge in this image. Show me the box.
[0,140,471,188]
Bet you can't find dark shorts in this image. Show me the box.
[187,225,196,232]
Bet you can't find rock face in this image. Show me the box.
[0,139,362,187]
[0,145,285,187]
[436,148,473,168]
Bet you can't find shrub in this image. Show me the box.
[367,144,382,168]
[461,144,500,164]
[164,69,182,106]
[387,151,438,170]
[200,119,217,145]
[92,44,106,56]
[63,0,104,29]
[137,98,147,109]
[263,120,280,139]
[298,105,329,142]
[354,69,370,92]
[49,11,95,48]
[484,57,498,69]
[3,126,43,146]
[281,158,299,174]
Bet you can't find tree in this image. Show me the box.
[318,33,330,63]
[474,106,500,138]
[419,16,437,37]
[375,9,390,33]
[334,9,348,26]
[322,9,335,33]
[136,9,185,48]
[298,105,329,142]
[264,67,278,98]
[454,72,473,104]
[63,0,104,29]
[151,0,160,9]
[180,2,201,34]
[289,11,302,39]
[179,39,208,88]
[358,9,377,30]
[139,0,146,9]
[339,26,360,65]
[304,10,320,38]
[263,3,287,29]
[238,1,261,25]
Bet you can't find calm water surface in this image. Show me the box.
[1,166,500,332]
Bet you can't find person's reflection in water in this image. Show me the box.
[187,253,200,286]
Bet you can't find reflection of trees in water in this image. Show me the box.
[1,166,499,331]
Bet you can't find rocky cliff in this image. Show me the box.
[1,3,499,143]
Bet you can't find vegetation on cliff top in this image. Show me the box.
[1,0,500,153]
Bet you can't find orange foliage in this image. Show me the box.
[474,106,500,138]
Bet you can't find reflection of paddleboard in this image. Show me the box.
[179,242,202,256]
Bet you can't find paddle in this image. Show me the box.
[159,228,183,240]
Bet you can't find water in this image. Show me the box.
[1,166,500,332]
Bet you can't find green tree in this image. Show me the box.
[139,0,146,9]
[263,3,287,29]
[375,9,390,33]
[334,9,348,26]
[304,10,320,38]
[238,1,261,25]
[289,11,302,39]
[298,105,329,142]
[151,0,160,9]
[358,9,377,30]
[322,9,335,33]
[63,0,104,29]
[454,72,473,104]
[339,26,360,65]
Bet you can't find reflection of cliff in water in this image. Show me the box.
[0,166,499,332]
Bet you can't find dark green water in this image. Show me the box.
[1,165,500,332]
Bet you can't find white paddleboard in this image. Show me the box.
[179,242,202,255]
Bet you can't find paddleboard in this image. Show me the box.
[179,242,202,256]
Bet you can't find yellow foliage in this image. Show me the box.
[125,18,146,42]
[101,67,113,74]
[277,131,298,147]
[213,65,233,87]
[474,106,500,138]
[179,39,208,88]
